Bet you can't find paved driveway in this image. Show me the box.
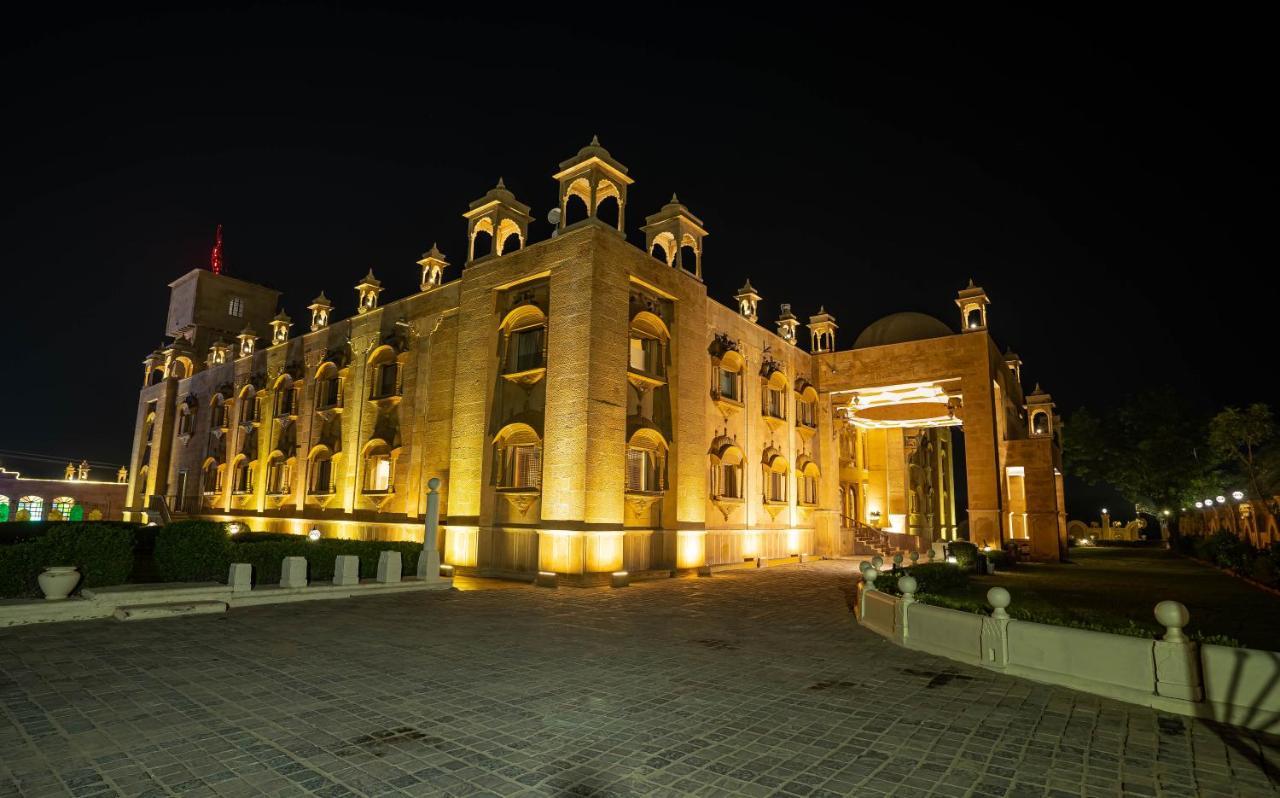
[1,562,1277,797]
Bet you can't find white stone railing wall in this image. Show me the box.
[856,562,1280,733]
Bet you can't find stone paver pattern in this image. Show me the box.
[2,561,1278,797]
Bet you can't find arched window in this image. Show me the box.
[308,447,337,495]
[496,218,523,255]
[315,363,342,409]
[470,217,494,260]
[492,424,542,490]
[762,447,788,503]
[1032,411,1049,435]
[144,411,157,444]
[796,456,820,505]
[238,385,261,424]
[715,349,744,403]
[362,440,395,493]
[367,347,402,400]
[708,436,745,500]
[500,305,547,375]
[50,496,76,521]
[595,179,621,228]
[629,311,669,379]
[650,232,676,266]
[564,177,591,226]
[0,495,9,522]
[626,429,668,493]
[17,496,43,521]
[967,307,983,329]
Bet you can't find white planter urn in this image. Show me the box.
[38,566,80,601]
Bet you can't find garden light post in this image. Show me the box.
[417,477,442,579]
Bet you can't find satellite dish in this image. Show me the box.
[547,207,562,226]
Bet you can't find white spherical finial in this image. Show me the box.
[864,568,878,589]
[987,587,1011,619]
[1155,600,1190,642]
[926,548,937,560]
[892,553,903,566]
[909,551,920,563]
[898,575,918,596]
[427,476,441,491]
[859,560,873,574]
[871,555,884,569]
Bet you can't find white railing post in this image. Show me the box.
[981,587,1012,669]
[897,575,917,643]
[1153,600,1204,702]
[417,476,443,579]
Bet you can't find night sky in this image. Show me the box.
[2,5,1271,520]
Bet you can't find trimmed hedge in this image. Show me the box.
[879,562,969,596]
[949,540,979,569]
[230,535,422,584]
[0,522,136,598]
[154,521,232,582]
[1174,530,1280,591]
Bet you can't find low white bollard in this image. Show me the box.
[333,555,360,587]
[896,575,917,640]
[280,557,308,589]
[376,551,402,584]
[228,563,253,593]
[1153,600,1203,701]
[981,586,1013,668]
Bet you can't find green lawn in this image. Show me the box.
[957,545,1280,651]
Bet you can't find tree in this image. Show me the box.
[1064,390,1211,514]
[1208,404,1276,501]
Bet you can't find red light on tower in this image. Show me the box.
[211,224,224,275]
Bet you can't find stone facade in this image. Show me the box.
[125,140,1067,574]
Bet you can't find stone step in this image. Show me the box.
[112,601,227,622]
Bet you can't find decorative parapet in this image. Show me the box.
[852,571,1280,732]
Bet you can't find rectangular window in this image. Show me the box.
[803,475,817,505]
[720,464,741,499]
[365,456,392,492]
[798,400,816,427]
[510,444,542,489]
[374,363,399,398]
[508,327,545,373]
[765,388,785,419]
[318,378,341,409]
[630,337,663,376]
[268,461,290,494]
[768,472,787,502]
[212,403,227,428]
[626,448,651,492]
[228,296,244,318]
[718,368,740,401]
[312,459,334,494]
[178,410,194,436]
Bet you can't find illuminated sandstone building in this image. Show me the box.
[125,140,1066,577]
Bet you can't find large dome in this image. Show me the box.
[853,312,953,349]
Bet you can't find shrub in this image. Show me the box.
[986,550,1014,570]
[1250,556,1279,587]
[906,562,969,594]
[949,541,979,569]
[0,522,136,598]
[154,521,232,582]
[229,537,422,585]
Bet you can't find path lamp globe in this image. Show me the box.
[1216,496,1227,504]
[1194,501,1203,508]
[1232,490,1245,501]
